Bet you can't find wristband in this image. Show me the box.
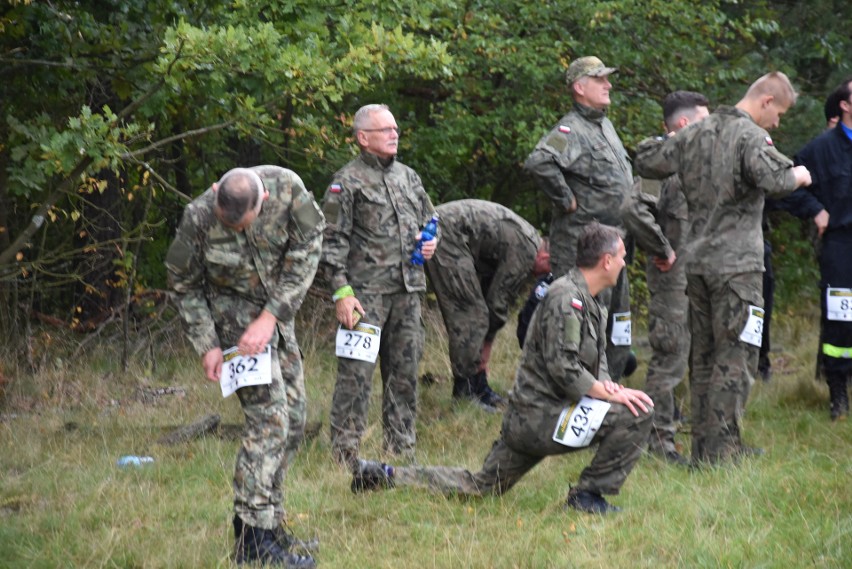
[332,285,355,302]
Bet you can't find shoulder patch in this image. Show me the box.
[545,133,568,154]
[764,136,773,146]
[329,183,341,193]
[558,125,571,134]
[564,313,581,345]
[571,298,583,311]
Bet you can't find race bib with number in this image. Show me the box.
[335,323,381,363]
[826,288,852,321]
[610,311,632,346]
[220,344,272,398]
[739,305,764,347]
[552,396,611,448]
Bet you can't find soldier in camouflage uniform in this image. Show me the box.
[524,56,634,380]
[425,199,550,412]
[320,104,437,469]
[351,223,654,515]
[635,72,813,465]
[621,91,710,466]
[166,166,323,567]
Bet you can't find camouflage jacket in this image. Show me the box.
[166,165,325,355]
[320,151,436,295]
[524,102,633,227]
[509,268,610,414]
[634,106,798,275]
[430,199,540,274]
[620,175,688,290]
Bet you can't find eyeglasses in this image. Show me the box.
[360,127,401,135]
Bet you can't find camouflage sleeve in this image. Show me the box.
[264,179,325,323]
[542,290,597,401]
[319,179,354,293]
[524,130,581,211]
[620,177,673,259]
[744,136,797,199]
[165,209,220,356]
[634,136,679,180]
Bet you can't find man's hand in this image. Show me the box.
[565,196,578,213]
[813,209,829,238]
[417,231,438,261]
[336,295,365,329]
[238,309,277,355]
[793,165,812,188]
[202,347,224,382]
[608,388,654,417]
[653,251,677,273]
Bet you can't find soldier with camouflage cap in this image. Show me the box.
[524,55,635,380]
[320,104,438,470]
[166,165,323,567]
[351,223,654,515]
[635,72,812,465]
[425,199,550,412]
[621,91,710,467]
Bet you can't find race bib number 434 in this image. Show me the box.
[553,396,611,448]
[220,345,272,398]
[336,323,381,363]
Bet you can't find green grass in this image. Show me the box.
[1,296,850,568]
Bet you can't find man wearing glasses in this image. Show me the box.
[320,104,438,470]
[524,56,635,381]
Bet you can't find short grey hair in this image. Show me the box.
[353,103,390,135]
[576,222,623,269]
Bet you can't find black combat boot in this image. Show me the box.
[564,487,622,514]
[827,373,850,421]
[452,375,497,412]
[473,371,507,410]
[234,516,316,568]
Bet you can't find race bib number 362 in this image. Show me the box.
[336,323,381,363]
[553,396,611,448]
[220,344,272,398]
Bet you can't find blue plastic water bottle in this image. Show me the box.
[411,214,439,265]
[117,455,154,467]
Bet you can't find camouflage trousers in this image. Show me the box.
[234,322,306,530]
[426,242,534,380]
[687,272,761,464]
[550,221,631,380]
[394,401,652,498]
[330,291,423,468]
[643,270,690,454]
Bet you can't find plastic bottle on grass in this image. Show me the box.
[117,455,154,468]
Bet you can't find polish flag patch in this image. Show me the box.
[764,136,773,146]
[559,125,572,134]
[571,298,583,310]
[329,183,342,193]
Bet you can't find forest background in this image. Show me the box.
[2,2,852,567]
[2,0,851,345]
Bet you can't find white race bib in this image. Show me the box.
[335,323,382,363]
[220,344,272,398]
[826,287,852,321]
[552,396,611,448]
[610,311,632,346]
[739,305,764,347]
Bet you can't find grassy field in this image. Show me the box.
[1,295,850,568]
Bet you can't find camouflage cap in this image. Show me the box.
[565,56,617,86]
